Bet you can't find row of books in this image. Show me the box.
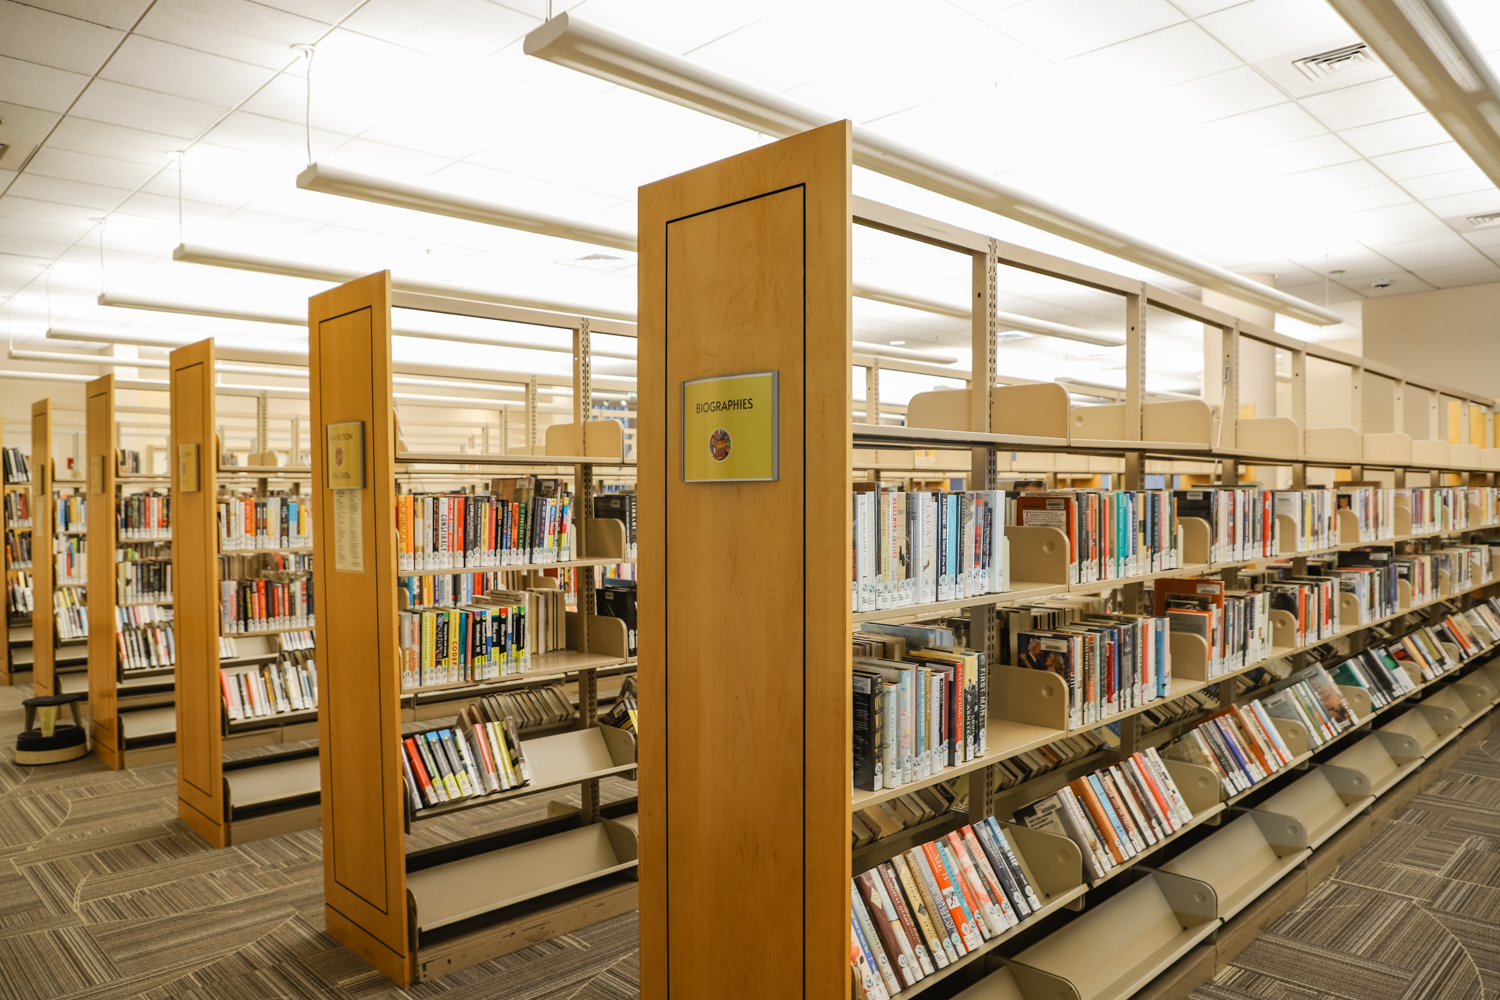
[55,535,85,585]
[397,589,566,688]
[119,492,170,539]
[400,701,534,810]
[1014,747,1196,881]
[484,683,575,731]
[1408,486,1485,535]
[852,621,988,792]
[601,675,638,735]
[117,622,174,671]
[593,492,637,559]
[851,817,1040,998]
[116,559,171,605]
[2,447,28,484]
[221,652,318,720]
[1159,692,1317,799]
[851,780,959,849]
[219,551,313,579]
[4,529,30,568]
[1430,599,1500,666]
[220,577,314,634]
[1331,646,1423,713]
[992,731,1110,791]
[1153,578,1270,679]
[55,586,85,639]
[2,490,30,528]
[116,449,147,474]
[1010,489,1181,585]
[1338,486,1398,543]
[6,573,32,615]
[851,488,1012,612]
[279,629,314,652]
[400,570,509,610]
[55,495,84,532]
[217,495,312,551]
[395,480,575,572]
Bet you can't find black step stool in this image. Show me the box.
[16,694,88,765]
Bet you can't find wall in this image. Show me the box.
[1364,283,1500,401]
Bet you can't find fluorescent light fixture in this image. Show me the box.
[851,341,958,364]
[172,244,637,325]
[1327,0,1500,188]
[96,293,637,360]
[523,14,1343,327]
[297,163,1103,345]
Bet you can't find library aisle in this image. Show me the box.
[0,684,640,1000]
[1191,717,1500,1000]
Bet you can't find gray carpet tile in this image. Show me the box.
[1195,732,1500,1000]
[0,684,640,999]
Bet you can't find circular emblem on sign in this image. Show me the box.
[335,446,344,468]
[709,428,731,462]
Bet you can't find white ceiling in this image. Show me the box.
[2,0,1500,395]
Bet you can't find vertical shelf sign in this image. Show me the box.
[327,421,365,572]
[681,371,779,483]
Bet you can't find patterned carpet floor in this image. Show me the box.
[0,684,640,1000]
[1192,725,1500,1000]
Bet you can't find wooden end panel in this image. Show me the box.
[86,376,120,768]
[309,272,409,972]
[638,121,853,1000]
[171,340,224,836]
[31,399,53,697]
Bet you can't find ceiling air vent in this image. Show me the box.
[1293,43,1375,82]
[1466,211,1500,229]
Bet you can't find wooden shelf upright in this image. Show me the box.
[30,400,53,696]
[310,272,638,987]
[2,412,32,686]
[87,374,175,769]
[173,338,322,847]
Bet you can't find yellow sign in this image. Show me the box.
[682,371,778,483]
[89,455,103,494]
[326,421,365,490]
[177,443,199,492]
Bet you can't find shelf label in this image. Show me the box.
[326,421,365,490]
[681,371,778,483]
[334,489,364,573]
[177,443,199,492]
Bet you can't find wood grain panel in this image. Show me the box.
[31,400,53,697]
[171,340,225,845]
[638,122,853,1000]
[86,376,120,769]
[308,272,411,986]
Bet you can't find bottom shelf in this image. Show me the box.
[225,755,321,814]
[407,816,639,934]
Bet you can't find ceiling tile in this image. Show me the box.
[1147,66,1288,126]
[1066,22,1241,91]
[0,55,90,114]
[0,103,61,159]
[1415,261,1500,283]
[44,118,183,166]
[986,0,1185,61]
[1339,114,1453,158]
[1189,101,1327,149]
[1380,235,1488,268]
[20,0,151,30]
[1257,133,1363,175]
[1398,166,1493,201]
[341,0,532,64]
[1346,218,1456,244]
[195,109,350,160]
[26,147,159,189]
[1314,181,1416,215]
[320,136,453,181]
[100,35,270,106]
[244,0,360,22]
[1298,76,1426,133]
[70,80,229,139]
[1196,0,1361,64]
[6,172,132,210]
[1422,189,1500,219]
[1170,0,1248,14]
[0,1,123,74]
[236,74,388,135]
[1369,142,1475,180]
[136,0,326,70]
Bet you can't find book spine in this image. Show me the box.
[890,853,950,970]
[852,883,903,998]
[878,863,935,976]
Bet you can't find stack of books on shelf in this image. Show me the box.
[1014,747,1195,880]
[1442,599,1500,659]
[852,487,1011,611]
[593,491,637,557]
[482,684,575,731]
[1173,486,1279,562]
[1329,646,1420,710]
[993,732,1110,791]
[2,489,30,527]
[1159,697,1307,798]
[2,447,29,483]
[600,674,638,735]
[397,587,575,688]
[117,557,171,604]
[116,449,146,474]
[6,571,32,616]
[400,702,533,810]
[852,781,960,849]
[852,621,987,792]
[1406,486,1467,534]
[279,629,313,652]
[396,478,575,571]
[851,817,1040,998]
[222,654,318,721]
[399,571,508,608]
[599,578,637,656]
[115,605,174,671]
[220,577,314,633]
[119,491,170,539]
[1253,573,1338,647]
[55,536,85,584]
[1011,489,1180,583]
[1154,578,1270,678]
[55,495,84,532]
[1338,486,1398,542]
[55,587,86,639]
[217,495,312,550]
[4,529,30,568]
[1272,488,1338,552]
[1002,597,1172,724]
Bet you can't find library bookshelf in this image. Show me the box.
[171,339,324,847]
[309,271,642,986]
[2,413,32,687]
[86,374,176,769]
[30,398,90,699]
[639,122,1500,999]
